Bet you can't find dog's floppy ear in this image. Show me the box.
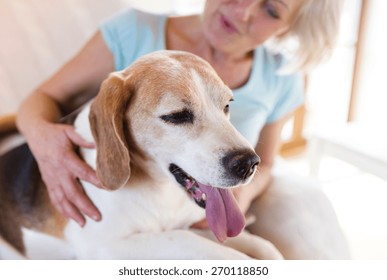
[89,73,133,190]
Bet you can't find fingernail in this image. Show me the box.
[92,215,101,221]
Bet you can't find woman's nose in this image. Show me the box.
[234,0,258,22]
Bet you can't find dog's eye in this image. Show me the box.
[160,109,194,125]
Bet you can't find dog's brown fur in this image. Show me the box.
[0,140,67,253]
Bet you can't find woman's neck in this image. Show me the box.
[166,15,254,89]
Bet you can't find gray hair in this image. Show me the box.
[273,0,345,73]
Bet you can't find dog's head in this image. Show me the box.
[89,50,260,241]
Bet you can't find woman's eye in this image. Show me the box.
[264,2,280,19]
[160,109,194,125]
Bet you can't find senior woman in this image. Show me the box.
[16,0,348,259]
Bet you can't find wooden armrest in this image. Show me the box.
[0,114,17,135]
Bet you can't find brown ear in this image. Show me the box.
[89,73,132,190]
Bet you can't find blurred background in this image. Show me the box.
[0,0,386,259]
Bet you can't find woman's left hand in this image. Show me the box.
[190,218,209,229]
[233,185,256,215]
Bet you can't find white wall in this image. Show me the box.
[0,0,204,115]
[304,0,363,134]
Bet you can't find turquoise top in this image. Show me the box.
[100,9,304,147]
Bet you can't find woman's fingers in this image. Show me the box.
[57,153,103,222]
[46,180,86,226]
[66,151,104,189]
[45,172,102,225]
[190,219,209,229]
[63,176,102,222]
[65,126,95,149]
[33,123,103,226]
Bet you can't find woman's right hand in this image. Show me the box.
[28,122,104,227]
[16,30,115,226]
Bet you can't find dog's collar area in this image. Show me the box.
[169,164,206,208]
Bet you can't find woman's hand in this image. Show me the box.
[190,218,209,230]
[14,30,116,227]
[232,187,254,215]
[28,122,103,227]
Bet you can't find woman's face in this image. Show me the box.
[202,0,304,55]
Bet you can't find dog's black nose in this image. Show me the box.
[222,150,260,181]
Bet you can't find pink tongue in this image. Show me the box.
[197,183,245,242]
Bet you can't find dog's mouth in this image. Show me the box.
[169,163,245,242]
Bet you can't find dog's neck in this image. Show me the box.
[74,102,94,145]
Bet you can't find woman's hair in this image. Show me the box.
[273,0,345,73]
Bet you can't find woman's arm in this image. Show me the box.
[16,31,115,226]
[233,112,293,214]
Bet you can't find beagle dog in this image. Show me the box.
[0,51,283,259]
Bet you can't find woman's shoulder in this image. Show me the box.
[102,8,167,31]
[249,47,300,93]
[100,8,168,70]
[259,47,289,74]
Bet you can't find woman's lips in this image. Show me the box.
[220,14,239,34]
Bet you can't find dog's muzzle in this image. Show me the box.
[168,155,258,243]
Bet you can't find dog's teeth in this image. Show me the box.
[202,193,207,201]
